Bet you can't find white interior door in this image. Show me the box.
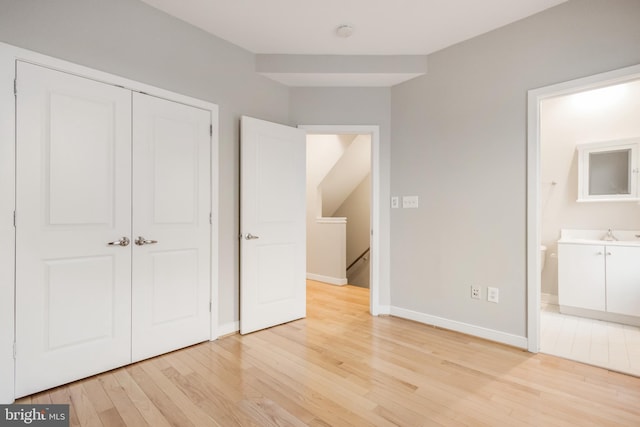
[240,116,306,334]
[131,93,211,362]
[15,62,132,397]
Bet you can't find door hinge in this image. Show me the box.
[209,124,213,136]
[209,212,212,225]
[13,211,16,228]
[209,302,212,313]
[13,78,17,96]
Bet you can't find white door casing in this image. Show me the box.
[240,116,306,334]
[299,125,383,316]
[131,93,211,362]
[15,62,133,397]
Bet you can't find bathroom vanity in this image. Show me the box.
[558,229,640,326]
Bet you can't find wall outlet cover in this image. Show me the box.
[391,196,399,209]
[402,195,419,208]
[488,287,499,303]
[471,285,481,300]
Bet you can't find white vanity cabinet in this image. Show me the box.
[558,243,606,311]
[558,242,640,318]
[606,246,640,316]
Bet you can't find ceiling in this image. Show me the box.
[140,0,568,85]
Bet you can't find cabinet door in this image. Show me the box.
[558,244,606,311]
[15,62,132,397]
[606,246,640,317]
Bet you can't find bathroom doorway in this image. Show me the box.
[527,65,640,375]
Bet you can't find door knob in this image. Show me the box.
[107,237,130,247]
[245,233,260,240]
[135,236,158,246]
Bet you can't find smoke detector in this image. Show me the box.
[336,25,354,38]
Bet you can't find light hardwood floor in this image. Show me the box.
[19,280,640,426]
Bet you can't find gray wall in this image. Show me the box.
[335,174,371,267]
[335,174,371,288]
[390,0,640,337]
[0,0,290,328]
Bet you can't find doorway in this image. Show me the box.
[527,64,640,374]
[300,125,381,315]
[306,133,371,289]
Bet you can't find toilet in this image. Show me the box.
[540,245,547,271]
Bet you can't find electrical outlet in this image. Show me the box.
[471,286,481,300]
[402,196,419,208]
[391,196,399,209]
[487,287,499,303]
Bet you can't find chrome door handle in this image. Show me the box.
[108,237,130,247]
[135,236,158,246]
[245,233,260,240]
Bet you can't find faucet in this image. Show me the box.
[603,228,618,241]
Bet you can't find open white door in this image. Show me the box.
[240,116,306,334]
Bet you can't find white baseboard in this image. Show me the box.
[559,305,640,327]
[390,306,528,349]
[216,321,239,338]
[374,305,391,316]
[541,293,558,305]
[306,273,348,286]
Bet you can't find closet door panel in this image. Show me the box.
[131,93,211,362]
[15,62,132,397]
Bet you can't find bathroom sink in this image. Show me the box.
[559,229,640,246]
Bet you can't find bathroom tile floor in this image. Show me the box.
[541,295,640,377]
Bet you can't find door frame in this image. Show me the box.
[526,63,640,352]
[0,42,220,403]
[299,125,383,315]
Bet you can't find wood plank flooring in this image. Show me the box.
[18,280,640,426]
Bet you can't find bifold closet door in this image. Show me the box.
[15,62,133,397]
[131,93,211,362]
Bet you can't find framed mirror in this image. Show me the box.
[577,139,639,202]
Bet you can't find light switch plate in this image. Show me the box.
[487,287,499,303]
[402,196,419,208]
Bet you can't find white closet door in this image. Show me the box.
[240,116,306,334]
[15,62,132,397]
[131,93,211,362]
